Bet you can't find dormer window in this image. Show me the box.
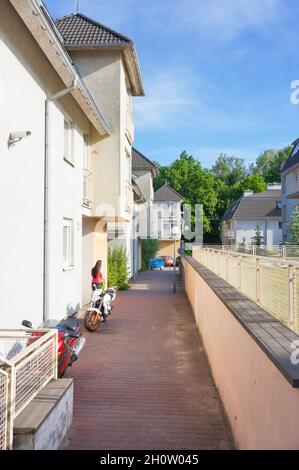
[291,142,299,156]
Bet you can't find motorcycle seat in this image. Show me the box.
[58,316,79,332]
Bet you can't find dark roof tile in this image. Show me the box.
[154,184,183,202]
[221,190,282,222]
[132,148,158,176]
[55,13,132,47]
[282,139,299,173]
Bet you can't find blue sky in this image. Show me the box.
[45,0,299,168]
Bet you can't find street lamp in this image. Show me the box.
[172,226,180,293]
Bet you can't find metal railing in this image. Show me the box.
[0,369,8,451]
[0,329,58,449]
[203,244,299,260]
[193,247,299,334]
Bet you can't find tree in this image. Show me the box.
[141,238,160,270]
[211,154,247,186]
[154,151,219,240]
[251,225,265,246]
[288,207,299,245]
[251,147,291,183]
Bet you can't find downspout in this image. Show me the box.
[43,80,79,321]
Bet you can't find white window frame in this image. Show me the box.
[63,218,74,270]
[64,117,74,165]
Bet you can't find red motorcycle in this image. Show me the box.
[22,314,86,377]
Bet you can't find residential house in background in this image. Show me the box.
[132,148,158,273]
[221,184,282,247]
[55,13,145,301]
[0,1,110,327]
[152,184,183,257]
[281,139,299,242]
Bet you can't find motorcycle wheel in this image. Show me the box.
[84,310,101,332]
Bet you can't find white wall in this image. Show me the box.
[48,102,89,319]
[235,220,282,246]
[0,15,45,328]
[0,1,92,327]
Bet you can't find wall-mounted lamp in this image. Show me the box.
[8,131,32,148]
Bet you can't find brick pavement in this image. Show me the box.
[62,270,234,450]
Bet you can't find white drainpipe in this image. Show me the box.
[43,80,79,320]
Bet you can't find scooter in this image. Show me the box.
[84,285,117,332]
[22,313,86,378]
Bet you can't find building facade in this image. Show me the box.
[132,148,158,273]
[55,13,144,300]
[221,185,282,247]
[152,184,183,258]
[0,1,110,327]
[281,139,299,242]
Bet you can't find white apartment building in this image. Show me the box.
[132,148,158,274]
[55,13,145,296]
[152,184,183,257]
[281,139,299,242]
[221,184,282,247]
[0,1,110,328]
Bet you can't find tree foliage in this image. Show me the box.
[141,238,160,271]
[108,246,130,290]
[153,145,291,243]
[287,207,299,245]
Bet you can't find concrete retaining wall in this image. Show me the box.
[182,256,299,450]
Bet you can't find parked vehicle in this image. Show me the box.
[159,256,175,267]
[84,285,117,332]
[22,314,86,378]
[150,257,165,270]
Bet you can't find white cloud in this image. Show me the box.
[46,0,287,42]
[134,69,197,130]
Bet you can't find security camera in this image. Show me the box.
[8,131,32,148]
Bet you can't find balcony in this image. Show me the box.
[125,110,134,145]
[83,169,93,210]
[223,230,235,239]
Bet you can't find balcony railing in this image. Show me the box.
[223,230,235,239]
[83,169,93,209]
[193,246,299,333]
[126,110,134,145]
[0,329,58,449]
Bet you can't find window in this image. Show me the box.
[64,118,74,164]
[63,218,74,270]
[292,142,299,156]
[278,221,282,229]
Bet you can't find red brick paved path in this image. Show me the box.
[63,270,234,450]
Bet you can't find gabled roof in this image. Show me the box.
[281,139,299,173]
[9,0,110,136]
[154,184,183,203]
[221,189,282,223]
[56,13,131,47]
[55,13,144,96]
[132,148,158,177]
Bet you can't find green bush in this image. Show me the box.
[108,246,130,290]
[141,238,160,271]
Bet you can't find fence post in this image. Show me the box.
[282,245,286,260]
[288,264,295,329]
[225,253,229,281]
[256,257,262,304]
[237,256,242,290]
[6,367,15,450]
